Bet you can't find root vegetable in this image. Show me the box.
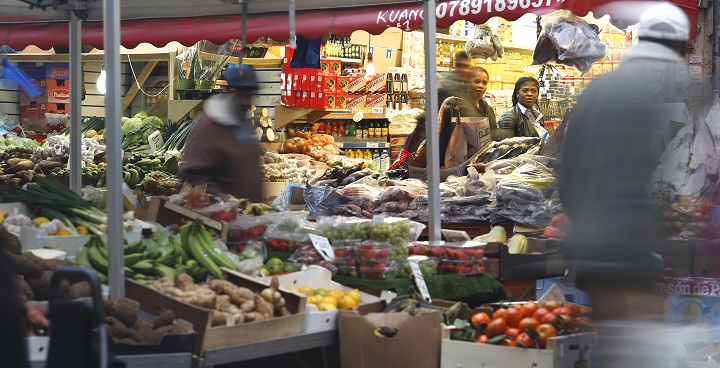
[105,316,129,339]
[212,311,230,326]
[105,298,139,327]
[260,277,286,313]
[218,303,246,324]
[151,310,175,329]
[209,280,254,305]
[69,282,91,299]
[19,278,34,301]
[215,295,231,309]
[279,307,292,317]
[240,299,255,313]
[5,160,35,174]
[253,294,274,320]
[174,273,196,292]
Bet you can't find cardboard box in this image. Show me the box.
[301,91,310,108]
[345,94,366,109]
[322,75,337,92]
[319,59,332,75]
[337,76,350,92]
[20,78,72,106]
[140,197,228,241]
[300,69,310,91]
[339,300,441,368]
[346,74,366,94]
[291,73,300,90]
[365,93,386,109]
[125,269,306,355]
[20,102,68,132]
[459,117,491,158]
[442,333,596,368]
[18,62,70,81]
[351,29,403,50]
[366,73,387,93]
[309,73,318,92]
[320,92,336,109]
[336,92,348,109]
[658,277,720,330]
[309,91,318,109]
[485,239,564,281]
[277,266,380,333]
[407,149,462,182]
[262,181,289,200]
[500,280,537,302]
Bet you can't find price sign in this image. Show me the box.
[441,229,471,242]
[309,234,335,262]
[148,130,164,152]
[372,214,385,225]
[366,142,380,148]
[409,260,431,303]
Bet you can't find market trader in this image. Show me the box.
[471,67,499,140]
[558,3,690,367]
[497,76,546,140]
[180,65,263,202]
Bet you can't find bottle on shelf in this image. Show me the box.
[346,120,355,137]
[364,149,372,160]
[355,121,364,139]
[386,93,394,109]
[361,121,369,139]
[338,121,346,137]
[346,149,355,159]
[373,150,381,168]
[318,121,327,135]
[386,72,394,93]
[368,120,376,138]
[401,74,409,92]
[381,121,389,138]
[380,149,390,171]
[393,73,402,92]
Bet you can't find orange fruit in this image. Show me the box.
[486,318,507,338]
[471,312,492,329]
[500,339,518,347]
[516,332,535,348]
[537,323,558,348]
[504,308,522,328]
[493,308,507,320]
[533,307,550,322]
[542,300,560,311]
[541,312,558,324]
[505,327,520,340]
[476,334,488,344]
[519,317,540,331]
[520,301,539,318]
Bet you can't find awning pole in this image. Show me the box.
[423,0,441,242]
[240,1,247,66]
[289,0,296,49]
[103,0,124,299]
[69,9,82,195]
[714,1,720,95]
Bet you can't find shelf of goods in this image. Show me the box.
[335,140,389,149]
[274,106,386,128]
[435,33,535,54]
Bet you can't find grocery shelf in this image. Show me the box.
[435,33,535,53]
[325,57,362,64]
[274,105,386,127]
[196,331,338,366]
[336,139,389,149]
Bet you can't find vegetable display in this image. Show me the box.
[121,111,175,152]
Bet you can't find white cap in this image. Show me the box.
[638,2,690,41]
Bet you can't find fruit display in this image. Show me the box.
[451,300,593,348]
[423,244,485,260]
[287,245,337,273]
[276,134,341,161]
[104,298,192,345]
[355,241,390,264]
[180,221,238,280]
[257,257,299,276]
[319,218,411,262]
[265,231,310,252]
[141,171,183,197]
[261,150,322,184]
[291,286,362,311]
[396,256,438,279]
[227,220,268,250]
[121,111,175,152]
[437,259,485,275]
[359,264,395,280]
[473,226,508,244]
[149,274,292,326]
[507,234,529,254]
[542,213,567,239]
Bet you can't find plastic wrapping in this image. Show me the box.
[195,201,238,222]
[658,195,713,238]
[304,186,346,217]
[289,35,322,69]
[532,11,605,74]
[464,24,504,61]
[287,245,337,274]
[265,231,311,252]
[227,216,272,251]
[272,182,306,212]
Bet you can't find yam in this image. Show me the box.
[105,316,129,339]
[0,227,22,254]
[106,298,139,327]
[27,270,54,301]
[151,310,175,329]
[5,160,34,174]
[69,281,92,299]
[212,311,230,326]
[10,253,43,278]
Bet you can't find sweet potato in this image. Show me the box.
[69,282,92,299]
[151,310,175,329]
[5,160,34,174]
[106,298,139,327]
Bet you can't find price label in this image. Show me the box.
[386,49,392,59]
[366,142,379,148]
[309,234,335,262]
[441,229,471,242]
[148,130,164,152]
[372,214,385,226]
[409,260,431,303]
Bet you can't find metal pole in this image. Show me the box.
[103,0,124,298]
[289,0,296,49]
[240,1,247,66]
[423,0,441,242]
[714,1,720,95]
[69,10,82,195]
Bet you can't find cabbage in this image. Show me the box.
[122,118,143,134]
[133,110,148,121]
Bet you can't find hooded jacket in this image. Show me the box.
[180,94,263,202]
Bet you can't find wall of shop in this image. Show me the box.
[679,6,714,117]
[0,62,132,122]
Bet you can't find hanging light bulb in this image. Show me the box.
[365,52,375,77]
[97,64,106,94]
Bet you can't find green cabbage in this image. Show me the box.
[133,110,148,121]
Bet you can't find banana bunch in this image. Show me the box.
[119,158,162,188]
[180,221,238,280]
[236,198,274,216]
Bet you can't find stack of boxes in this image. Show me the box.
[18,62,70,132]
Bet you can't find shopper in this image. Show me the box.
[471,67,498,140]
[180,65,263,202]
[497,76,546,140]
[437,51,484,118]
[558,3,690,367]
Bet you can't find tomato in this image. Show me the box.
[493,308,507,321]
[565,304,582,319]
[532,307,550,322]
[541,312,558,324]
[476,334,488,344]
[558,314,576,331]
[471,312,492,329]
[553,307,572,317]
[500,339,517,347]
[486,318,507,338]
[519,317,540,331]
[537,323,558,348]
[505,327,520,340]
[504,308,522,328]
[520,301,539,318]
[516,332,535,348]
[542,300,560,311]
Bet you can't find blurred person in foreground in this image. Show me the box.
[438,51,484,117]
[497,76,547,140]
[471,67,499,140]
[559,3,690,367]
[180,65,263,202]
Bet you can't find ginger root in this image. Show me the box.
[209,280,254,305]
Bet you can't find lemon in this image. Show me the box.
[307,295,323,305]
[319,303,338,311]
[348,289,362,304]
[298,286,315,297]
[314,288,329,297]
[33,217,50,226]
[328,289,346,299]
[55,229,72,236]
[75,225,89,235]
[288,286,299,292]
[338,295,357,309]
[321,296,338,307]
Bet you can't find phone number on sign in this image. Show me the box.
[377,0,565,29]
[436,0,565,17]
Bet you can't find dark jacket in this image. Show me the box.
[558,41,683,288]
[438,72,499,139]
[477,97,499,141]
[497,104,544,140]
[180,94,263,202]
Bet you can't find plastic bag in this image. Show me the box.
[288,245,337,274]
[289,35,322,69]
[260,211,310,233]
[376,185,427,203]
[664,196,713,222]
[532,11,605,74]
[372,200,410,214]
[195,201,238,222]
[265,231,311,252]
[465,24,504,61]
[304,186,347,216]
[272,182,306,212]
[227,216,273,251]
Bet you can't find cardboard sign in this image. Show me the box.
[309,234,335,262]
[409,259,431,302]
[459,117,491,158]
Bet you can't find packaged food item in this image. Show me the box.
[355,241,390,264]
[359,265,396,280]
[437,258,485,275]
[397,256,438,279]
[265,231,311,252]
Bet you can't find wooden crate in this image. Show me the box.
[140,197,229,241]
[125,269,305,355]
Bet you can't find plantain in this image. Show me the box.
[75,245,92,268]
[88,245,108,274]
[187,223,223,279]
[124,253,144,267]
[153,263,177,281]
[196,223,237,271]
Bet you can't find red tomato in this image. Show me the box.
[541,313,558,324]
[476,334,488,344]
[532,307,550,322]
[505,327,520,340]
